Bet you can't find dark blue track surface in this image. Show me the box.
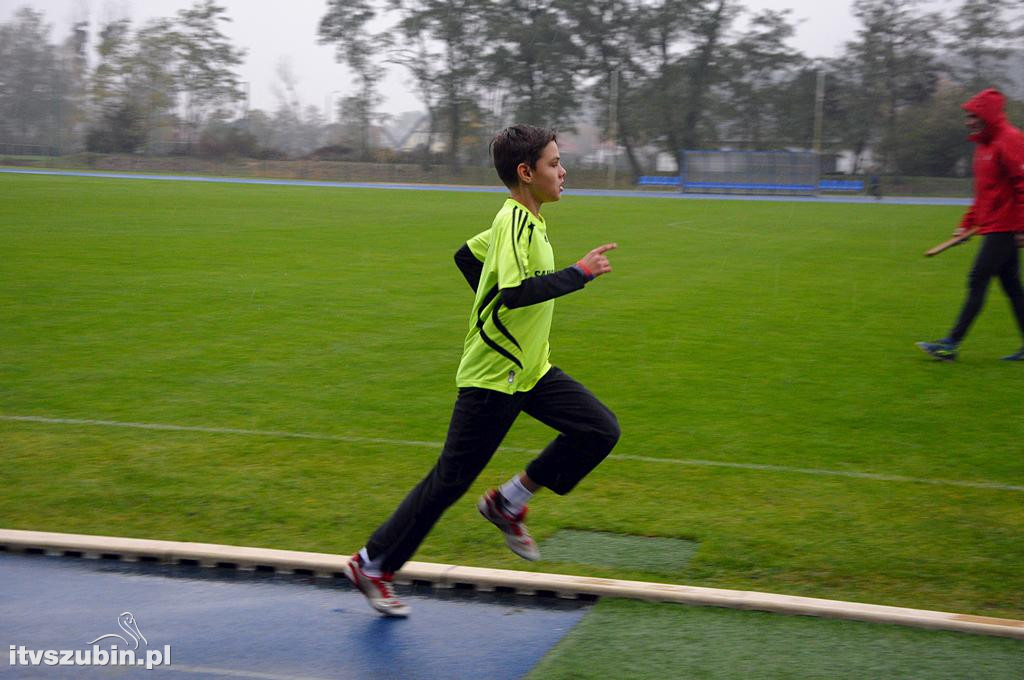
[0,553,588,679]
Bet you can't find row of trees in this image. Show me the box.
[319,0,1024,176]
[2,0,1023,177]
[1,2,247,155]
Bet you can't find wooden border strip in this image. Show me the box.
[2,529,1021,640]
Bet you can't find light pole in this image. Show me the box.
[240,81,250,122]
[325,90,343,125]
[608,68,619,189]
[812,64,825,155]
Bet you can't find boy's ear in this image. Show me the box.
[516,161,533,185]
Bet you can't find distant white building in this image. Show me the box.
[836,149,877,175]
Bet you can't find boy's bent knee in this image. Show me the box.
[591,409,620,453]
[603,413,621,449]
[539,426,620,497]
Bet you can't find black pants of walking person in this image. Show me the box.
[949,232,1024,343]
[365,366,620,574]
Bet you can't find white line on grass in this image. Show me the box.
[3,414,1022,493]
[0,414,445,448]
[612,454,1024,492]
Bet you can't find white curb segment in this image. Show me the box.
[2,529,1021,640]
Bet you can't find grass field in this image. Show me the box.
[529,598,1024,679]
[2,173,1022,673]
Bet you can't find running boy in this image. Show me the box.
[343,124,621,617]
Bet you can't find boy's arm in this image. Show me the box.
[500,244,617,309]
[454,243,484,291]
[500,266,588,308]
[957,151,979,234]
[455,242,586,304]
[957,198,977,233]
[454,229,491,291]
[1001,136,1024,210]
[1000,138,1024,246]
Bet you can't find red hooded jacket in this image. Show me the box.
[960,88,1024,233]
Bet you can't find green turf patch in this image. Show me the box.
[2,173,1023,622]
[529,599,1024,680]
[541,530,697,570]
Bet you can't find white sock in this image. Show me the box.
[359,547,383,577]
[498,476,534,515]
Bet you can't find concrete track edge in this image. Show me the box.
[2,529,1021,640]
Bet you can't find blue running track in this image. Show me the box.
[0,553,588,679]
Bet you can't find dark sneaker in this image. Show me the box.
[342,553,410,617]
[1001,348,1024,361]
[477,488,540,561]
[916,339,958,361]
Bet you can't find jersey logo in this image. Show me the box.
[508,370,516,384]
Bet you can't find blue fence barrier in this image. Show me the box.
[637,176,865,193]
[818,179,864,192]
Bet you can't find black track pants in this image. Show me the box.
[365,366,620,573]
[949,232,1024,343]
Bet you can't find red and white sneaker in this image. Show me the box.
[342,554,410,618]
[477,489,540,561]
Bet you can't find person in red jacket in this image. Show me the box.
[917,88,1024,361]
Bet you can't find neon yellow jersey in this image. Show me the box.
[466,229,490,260]
[456,198,556,393]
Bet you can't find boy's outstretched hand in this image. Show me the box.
[577,243,618,279]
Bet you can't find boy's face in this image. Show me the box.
[521,140,566,204]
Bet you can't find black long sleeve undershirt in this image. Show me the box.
[453,242,589,308]
[500,266,588,308]
[453,243,484,291]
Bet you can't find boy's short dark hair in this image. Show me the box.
[490,125,557,189]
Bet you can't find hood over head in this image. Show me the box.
[963,88,1006,142]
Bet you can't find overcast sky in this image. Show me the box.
[2,0,959,117]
